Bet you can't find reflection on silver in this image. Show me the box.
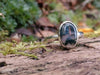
[59,21,78,49]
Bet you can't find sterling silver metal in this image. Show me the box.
[59,21,83,49]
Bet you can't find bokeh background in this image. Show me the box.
[0,0,100,42]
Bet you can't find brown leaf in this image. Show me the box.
[78,28,94,33]
[78,21,94,33]
[36,17,55,27]
[36,30,55,38]
[10,28,34,42]
[16,28,33,36]
[87,3,95,10]
[78,21,88,29]
[83,3,95,10]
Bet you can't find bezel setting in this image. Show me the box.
[59,21,78,49]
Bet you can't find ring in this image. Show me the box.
[59,21,83,49]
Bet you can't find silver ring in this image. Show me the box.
[59,21,83,49]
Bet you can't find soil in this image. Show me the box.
[0,37,100,75]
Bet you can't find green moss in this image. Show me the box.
[0,41,47,59]
[22,35,37,42]
[86,19,97,28]
[0,0,42,32]
[0,30,8,41]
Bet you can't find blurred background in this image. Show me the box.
[0,0,100,42]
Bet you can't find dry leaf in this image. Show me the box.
[78,21,88,28]
[78,28,94,33]
[16,28,33,36]
[36,17,55,27]
[78,21,94,33]
[87,3,95,10]
[36,30,55,38]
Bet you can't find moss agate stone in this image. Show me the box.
[59,21,78,49]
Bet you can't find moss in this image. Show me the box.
[0,41,47,59]
[0,0,42,32]
[0,30,8,41]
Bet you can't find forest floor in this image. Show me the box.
[0,37,100,75]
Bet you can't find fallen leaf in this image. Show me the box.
[36,17,55,27]
[78,21,88,28]
[87,3,95,10]
[36,30,55,38]
[78,28,94,33]
[78,21,94,33]
[16,28,33,36]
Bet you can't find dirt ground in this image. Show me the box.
[0,37,100,75]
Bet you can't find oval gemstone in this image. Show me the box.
[59,21,78,49]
